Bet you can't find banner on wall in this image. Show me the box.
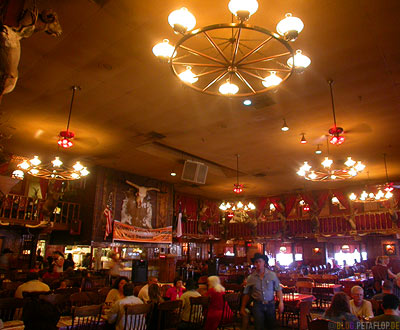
[113,221,172,243]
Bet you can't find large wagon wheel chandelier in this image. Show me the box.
[152,0,311,97]
[296,156,366,182]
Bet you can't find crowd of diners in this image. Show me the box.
[0,249,400,329]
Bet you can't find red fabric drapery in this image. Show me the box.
[270,196,284,213]
[175,194,198,220]
[300,192,314,207]
[317,191,330,211]
[257,198,268,218]
[332,190,349,209]
[284,195,297,217]
[39,179,48,199]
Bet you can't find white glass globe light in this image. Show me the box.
[168,7,196,34]
[262,71,282,88]
[12,170,24,180]
[152,39,176,61]
[276,13,304,41]
[228,0,258,21]
[219,81,239,95]
[30,156,41,166]
[52,157,63,167]
[287,50,311,69]
[178,66,198,84]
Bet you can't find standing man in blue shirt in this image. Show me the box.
[240,253,284,330]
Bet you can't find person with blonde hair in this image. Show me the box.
[205,275,230,330]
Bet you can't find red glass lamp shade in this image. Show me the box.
[227,212,234,218]
[385,183,394,192]
[303,205,310,211]
[329,135,345,145]
[233,183,243,194]
[58,130,75,149]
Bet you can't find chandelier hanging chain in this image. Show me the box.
[66,86,80,132]
[384,153,389,182]
[236,154,239,186]
[328,80,337,128]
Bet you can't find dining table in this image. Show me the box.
[339,276,373,295]
[280,293,315,330]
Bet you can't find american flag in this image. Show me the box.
[104,192,113,240]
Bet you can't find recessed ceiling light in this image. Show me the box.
[170,172,177,176]
[243,99,252,106]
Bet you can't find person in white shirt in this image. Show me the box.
[179,279,201,322]
[107,283,143,330]
[14,272,50,298]
[349,285,374,319]
[138,276,158,303]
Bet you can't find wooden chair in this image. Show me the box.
[68,304,103,330]
[370,298,384,316]
[308,318,337,330]
[0,297,23,321]
[296,281,313,294]
[85,291,101,304]
[187,296,210,330]
[98,287,111,303]
[40,293,70,315]
[124,303,153,330]
[70,292,91,307]
[54,287,80,295]
[157,299,183,330]
[218,292,241,330]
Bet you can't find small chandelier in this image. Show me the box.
[152,1,311,97]
[233,154,243,194]
[219,201,256,221]
[16,156,89,180]
[349,154,394,203]
[297,157,365,181]
[58,86,81,149]
[327,80,345,146]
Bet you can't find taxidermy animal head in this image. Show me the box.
[0,8,62,99]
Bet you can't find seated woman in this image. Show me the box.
[324,292,360,324]
[205,276,230,330]
[165,278,184,301]
[105,276,129,307]
[148,283,164,329]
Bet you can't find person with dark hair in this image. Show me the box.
[63,253,74,271]
[165,277,184,301]
[240,253,283,330]
[138,276,158,303]
[148,283,163,304]
[370,294,400,324]
[22,295,60,330]
[179,279,200,324]
[105,276,129,307]
[107,283,143,330]
[373,280,393,301]
[324,292,359,323]
[15,272,50,298]
[80,269,93,291]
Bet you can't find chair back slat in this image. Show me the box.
[124,303,152,330]
[68,304,102,330]
[188,296,209,329]
[0,297,23,321]
[157,300,183,330]
[70,292,91,307]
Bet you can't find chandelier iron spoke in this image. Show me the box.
[172,62,225,68]
[239,68,265,81]
[195,68,226,79]
[239,51,291,66]
[231,25,242,65]
[240,67,291,72]
[178,45,227,65]
[234,71,256,94]
[236,36,273,65]
[202,70,229,92]
[203,31,231,64]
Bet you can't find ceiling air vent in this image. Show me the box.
[181,160,208,184]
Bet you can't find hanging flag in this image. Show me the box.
[104,192,114,240]
[177,202,183,238]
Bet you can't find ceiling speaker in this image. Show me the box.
[181,160,208,184]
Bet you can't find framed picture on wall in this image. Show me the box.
[383,244,396,256]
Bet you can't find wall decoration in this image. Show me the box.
[383,243,396,256]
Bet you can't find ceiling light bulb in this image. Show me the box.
[178,66,198,84]
[243,99,252,106]
[315,146,322,154]
[375,190,384,200]
[344,157,356,167]
[281,119,289,131]
[360,191,368,200]
[355,161,365,172]
[232,206,236,211]
[321,157,333,168]
[71,173,80,179]
[219,203,227,210]
[297,169,306,176]
[300,133,307,144]
[276,13,304,41]
[80,168,90,176]
[18,160,30,170]
[330,174,336,180]
[349,193,357,201]
[287,50,311,69]
[331,196,340,205]
[226,202,231,208]
[269,203,276,211]
[248,202,256,210]
[219,81,239,95]
[308,171,317,180]
[29,168,39,175]
[385,191,393,199]
[237,201,243,208]
[73,162,84,172]
[12,170,24,180]
[52,157,63,167]
[368,192,375,199]
[168,7,196,34]
[348,168,358,176]
[299,199,305,206]
[228,0,258,21]
[170,172,177,176]
[152,39,176,62]
[262,71,282,88]
[301,162,311,172]
[30,156,41,166]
